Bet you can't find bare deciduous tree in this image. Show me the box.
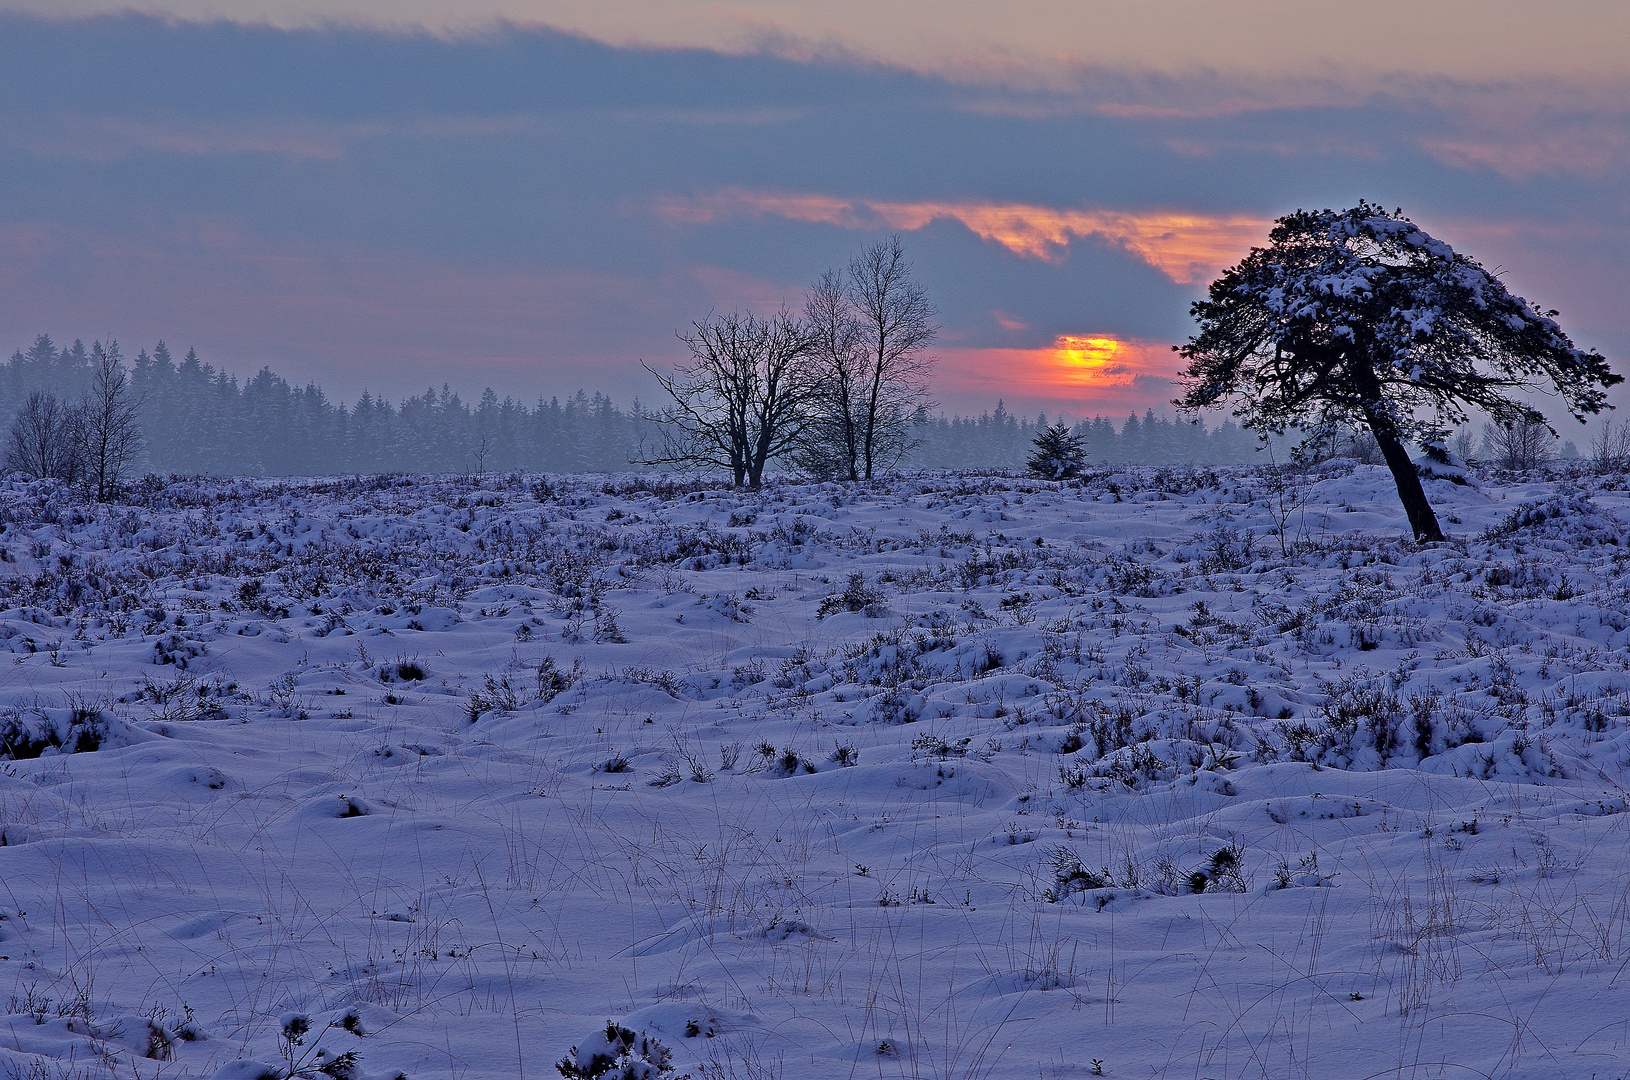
[643,310,817,488]
[1480,418,1555,471]
[1589,418,1630,470]
[1451,426,1478,463]
[797,269,868,480]
[79,340,144,500]
[5,391,83,482]
[847,236,937,480]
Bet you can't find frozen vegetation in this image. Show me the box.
[2,463,1630,1079]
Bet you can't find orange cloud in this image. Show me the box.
[655,190,1268,283]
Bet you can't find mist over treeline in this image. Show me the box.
[919,402,1260,470]
[5,335,650,476]
[3,335,1260,477]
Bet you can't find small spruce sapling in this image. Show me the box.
[1027,422,1087,480]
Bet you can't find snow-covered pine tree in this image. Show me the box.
[1175,202,1619,542]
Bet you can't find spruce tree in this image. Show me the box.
[1027,422,1086,480]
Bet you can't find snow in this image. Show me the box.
[2,465,1630,1079]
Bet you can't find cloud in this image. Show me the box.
[0,115,365,161]
[12,0,1630,85]
[657,191,1268,283]
[1424,129,1630,180]
[0,12,1622,420]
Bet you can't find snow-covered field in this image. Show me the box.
[3,464,1630,1080]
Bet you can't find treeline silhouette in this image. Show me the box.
[3,335,1259,477]
[3,336,648,476]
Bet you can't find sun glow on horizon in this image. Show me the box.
[932,333,1180,415]
[1052,334,1129,383]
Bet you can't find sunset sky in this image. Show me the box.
[1,2,1626,419]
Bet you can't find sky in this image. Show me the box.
[1,3,1627,422]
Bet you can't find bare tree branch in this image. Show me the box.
[79,340,144,501]
[798,269,869,480]
[641,310,818,488]
[847,236,937,480]
[5,391,84,482]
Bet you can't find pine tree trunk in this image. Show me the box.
[1363,410,1445,543]
[1349,353,1445,543]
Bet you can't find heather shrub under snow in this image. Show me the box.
[0,466,1628,1079]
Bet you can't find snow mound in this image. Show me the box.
[1412,446,1471,485]
[0,705,146,759]
[1485,493,1628,547]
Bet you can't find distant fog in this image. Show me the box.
[3,335,1264,477]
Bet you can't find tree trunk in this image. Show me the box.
[1363,408,1445,543]
[861,397,877,481]
[862,339,884,481]
[1348,352,1445,543]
